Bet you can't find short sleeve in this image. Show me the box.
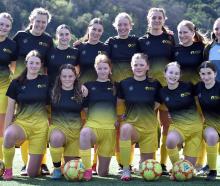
[155,81,162,103]
[6,80,19,100]
[117,81,125,99]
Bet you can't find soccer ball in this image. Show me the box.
[171,159,194,181]
[0,160,5,177]
[63,159,85,181]
[140,159,162,181]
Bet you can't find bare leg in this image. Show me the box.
[97,155,111,177]
[27,154,43,177]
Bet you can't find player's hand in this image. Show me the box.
[114,120,120,129]
[81,85,88,97]
[73,40,81,47]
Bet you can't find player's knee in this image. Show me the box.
[204,128,219,146]
[50,132,65,147]
[166,134,178,148]
[120,124,132,138]
[80,128,92,141]
[4,129,17,146]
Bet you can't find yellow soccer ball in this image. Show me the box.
[140,159,162,181]
[63,159,85,181]
[171,159,194,181]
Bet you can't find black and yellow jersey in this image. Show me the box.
[51,89,84,129]
[159,81,201,126]
[6,75,49,123]
[118,77,161,131]
[84,81,117,129]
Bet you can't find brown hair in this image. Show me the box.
[147,7,170,34]
[177,20,208,44]
[94,53,116,95]
[51,64,83,104]
[16,50,42,84]
[131,53,149,66]
[27,7,51,30]
[199,61,216,73]
[81,18,103,42]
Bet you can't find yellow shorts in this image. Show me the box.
[91,127,116,157]
[134,126,158,154]
[0,78,10,113]
[48,125,80,157]
[112,62,133,82]
[169,124,203,157]
[15,119,48,154]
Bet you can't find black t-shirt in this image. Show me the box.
[105,35,139,63]
[45,47,79,86]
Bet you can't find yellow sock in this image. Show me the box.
[160,135,168,165]
[120,140,131,169]
[21,140,28,165]
[115,151,120,164]
[153,152,156,160]
[167,147,179,165]
[80,149,91,169]
[0,137,3,159]
[196,140,206,167]
[129,144,135,165]
[92,150,97,165]
[218,142,220,155]
[50,146,64,163]
[41,152,47,165]
[207,144,218,170]
[3,146,15,169]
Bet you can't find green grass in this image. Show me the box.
[0,149,219,186]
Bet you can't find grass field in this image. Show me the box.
[0,148,219,186]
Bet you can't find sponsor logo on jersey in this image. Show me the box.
[128,43,136,48]
[180,92,191,97]
[211,95,220,100]
[39,41,48,47]
[21,85,26,90]
[162,40,172,45]
[190,50,201,55]
[113,44,118,48]
[175,51,179,57]
[37,84,47,88]
[145,86,155,91]
[67,55,76,60]
[3,48,12,54]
